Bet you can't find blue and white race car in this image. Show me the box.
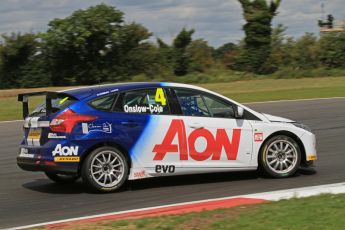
[17,82,317,192]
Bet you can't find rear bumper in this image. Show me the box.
[17,157,78,175]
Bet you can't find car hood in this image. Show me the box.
[262,113,294,123]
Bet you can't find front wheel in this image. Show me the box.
[259,135,301,178]
[81,146,128,192]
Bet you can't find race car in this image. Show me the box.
[17,82,317,192]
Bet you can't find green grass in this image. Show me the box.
[200,77,345,102]
[36,194,345,230]
[0,96,44,121]
[1,76,345,121]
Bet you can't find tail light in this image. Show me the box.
[50,109,97,133]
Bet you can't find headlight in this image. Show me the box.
[292,122,312,132]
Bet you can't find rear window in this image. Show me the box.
[89,94,117,111]
[30,95,77,116]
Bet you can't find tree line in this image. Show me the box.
[1,2,345,89]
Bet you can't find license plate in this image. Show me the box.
[28,128,41,140]
[19,148,34,158]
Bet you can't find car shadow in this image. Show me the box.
[126,171,259,191]
[22,169,312,194]
[22,171,260,194]
[22,179,86,194]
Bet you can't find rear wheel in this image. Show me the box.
[81,146,128,192]
[259,135,301,178]
[45,172,79,184]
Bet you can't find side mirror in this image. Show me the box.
[236,106,244,119]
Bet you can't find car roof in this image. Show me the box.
[59,82,203,100]
[59,82,266,121]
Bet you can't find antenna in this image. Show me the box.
[321,2,325,20]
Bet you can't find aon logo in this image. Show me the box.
[153,119,241,161]
[52,144,79,156]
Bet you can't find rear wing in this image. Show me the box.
[18,91,59,119]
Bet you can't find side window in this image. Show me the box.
[121,88,170,115]
[89,94,117,111]
[175,89,211,117]
[203,95,235,118]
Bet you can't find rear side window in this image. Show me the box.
[118,88,170,115]
[30,95,77,116]
[89,94,117,111]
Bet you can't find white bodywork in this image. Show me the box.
[127,83,317,180]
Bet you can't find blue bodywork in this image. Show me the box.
[18,82,164,174]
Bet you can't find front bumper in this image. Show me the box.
[300,131,317,162]
[17,157,78,175]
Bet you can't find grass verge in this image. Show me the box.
[1,76,345,121]
[31,193,345,230]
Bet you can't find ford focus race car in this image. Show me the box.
[17,83,317,192]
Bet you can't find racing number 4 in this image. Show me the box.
[155,88,166,106]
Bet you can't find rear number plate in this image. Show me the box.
[19,148,34,158]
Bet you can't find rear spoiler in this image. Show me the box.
[18,91,59,119]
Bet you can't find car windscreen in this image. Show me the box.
[30,94,77,117]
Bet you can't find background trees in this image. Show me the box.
[237,0,281,74]
[172,28,195,76]
[0,33,42,88]
[41,4,152,85]
[319,33,345,68]
[1,2,345,89]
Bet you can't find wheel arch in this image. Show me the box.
[78,141,132,175]
[258,130,306,167]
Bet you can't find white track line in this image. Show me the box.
[11,182,345,230]
[0,120,22,124]
[244,96,345,105]
[243,182,345,201]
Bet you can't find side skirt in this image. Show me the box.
[128,166,257,180]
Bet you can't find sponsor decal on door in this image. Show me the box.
[153,119,241,161]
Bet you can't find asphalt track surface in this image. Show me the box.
[1,98,345,229]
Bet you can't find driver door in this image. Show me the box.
[173,88,254,170]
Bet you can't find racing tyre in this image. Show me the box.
[81,146,128,192]
[45,172,79,184]
[259,135,301,178]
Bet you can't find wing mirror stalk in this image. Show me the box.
[235,106,244,119]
